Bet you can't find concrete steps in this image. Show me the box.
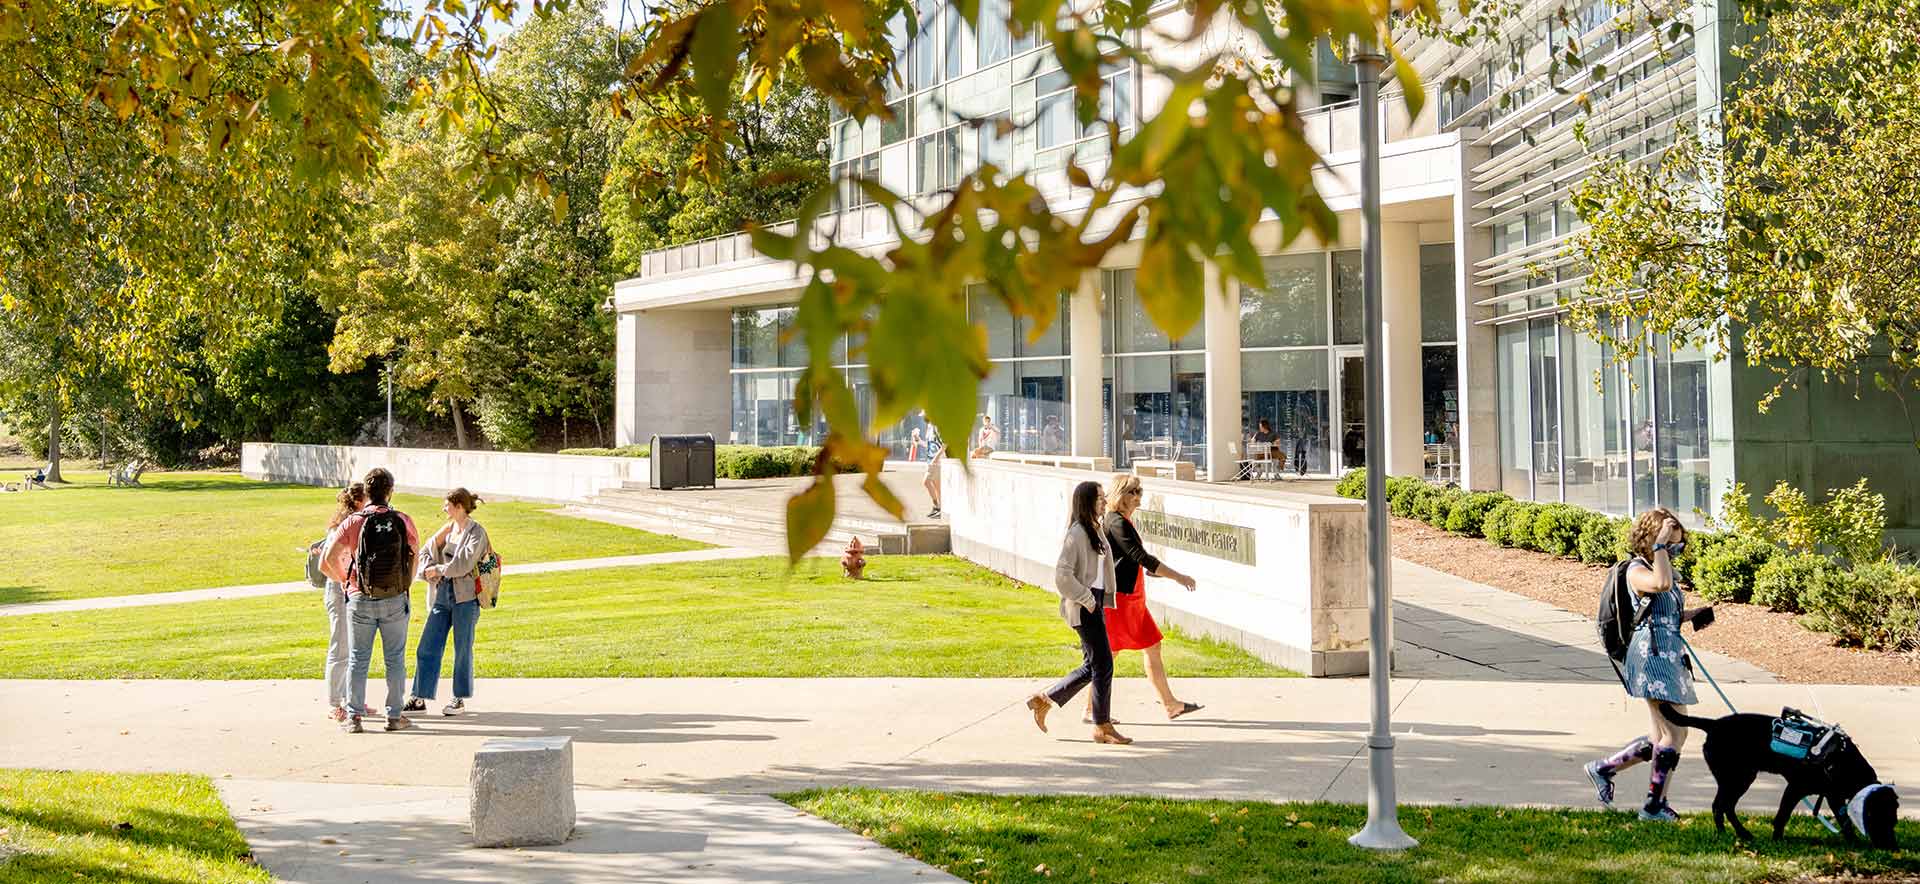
[581,485,949,555]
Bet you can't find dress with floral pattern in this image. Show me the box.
[1622,559,1698,705]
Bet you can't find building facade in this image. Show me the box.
[611,0,1919,538]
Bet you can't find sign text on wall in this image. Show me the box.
[1132,509,1256,567]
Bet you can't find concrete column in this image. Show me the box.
[1380,222,1425,477]
[1204,262,1243,482]
[1069,271,1106,457]
[616,308,733,447]
[1453,142,1499,491]
[615,313,640,446]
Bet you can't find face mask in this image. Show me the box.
[1668,541,1687,556]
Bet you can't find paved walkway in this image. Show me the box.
[0,547,770,618]
[219,780,959,884]
[7,678,1915,813]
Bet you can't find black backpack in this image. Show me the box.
[1596,558,1650,663]
[353,508,413,600]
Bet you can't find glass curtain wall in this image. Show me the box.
[730,306,828,446]
[1103,269,1207,469]
[1239,253,1331,474]
[1496,316,1715,524]
[1420,243,1460,480]
[971,286,1071,454]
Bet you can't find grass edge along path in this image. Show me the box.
[783,788,1920,884]
[0,555,1297,679]
[0,469,708,606]
[0,768,271,884]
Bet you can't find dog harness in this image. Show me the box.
[1847,784,1893,835]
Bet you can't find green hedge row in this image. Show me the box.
[558,444,853,480]
[1334,467,1919,653]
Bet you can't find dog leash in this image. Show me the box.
[1681,634,1841,834]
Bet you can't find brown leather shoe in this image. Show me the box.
[1092,723,1133,745]
[1026,694,1052,733]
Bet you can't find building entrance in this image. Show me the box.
[1336,352,1366,472]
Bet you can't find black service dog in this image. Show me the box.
[1661,704,1899,849]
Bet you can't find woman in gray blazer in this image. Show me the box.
[404,487,491,716]
[1024,481,1131,745]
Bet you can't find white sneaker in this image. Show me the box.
[442,698,465,716]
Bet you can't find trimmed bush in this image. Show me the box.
[1335,468,1367,499]
[1530,503,1588,558]
[1751,552,1831,615]
[1801,561,1920,651]
[1576,515,1631,565]
[1424,487,1466,528]
[1675,530,1725,577]
[1504,503,1542,551]
[1444,492,1510,537]
[558,445,651,458]
[1482,500,1520,546]
[1692,534,1778,604]
[1389,479,1424,518]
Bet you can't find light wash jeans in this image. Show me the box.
[347,593,410,719]
[323,581,350,708]
[412,580,480,700]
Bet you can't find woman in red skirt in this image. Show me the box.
[1087,473,1203,723]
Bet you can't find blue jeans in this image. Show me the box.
[412,581,480,700]
[347,593,410,719]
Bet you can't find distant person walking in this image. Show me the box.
[404,488,490,717]
[315,482,367,722]
[923,422,945,519]
[1090,473,1202,723]
[1024,481,1130,745]
[1583,507,1715,822]
[322,468,420,735]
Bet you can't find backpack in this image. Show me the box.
[353,508,413,600]
[1596,558,1650,663]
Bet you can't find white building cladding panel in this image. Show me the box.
[1401,0,1720,520]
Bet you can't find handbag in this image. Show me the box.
[474,548,503,609]
[304,540,329,589]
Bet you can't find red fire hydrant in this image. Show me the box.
[842,536,868,579]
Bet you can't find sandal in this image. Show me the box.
[328,706,348,722]
[1166,701,1203,720]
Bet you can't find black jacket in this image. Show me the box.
[1102,511,1161,595]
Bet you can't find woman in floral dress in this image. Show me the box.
[1583,507,1714,822]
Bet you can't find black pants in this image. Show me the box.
[1046,593,1114,725]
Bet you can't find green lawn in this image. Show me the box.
[0,469,707,605]
[0,555,1293,679]
[786,789,1920,884]
[0,769,271,884]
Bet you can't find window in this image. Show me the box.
[915,2,943,88]
[1420,243,1456,343]
[1240,253,1328,348]
[977,0,1012,67]
[1332,249,1363,345]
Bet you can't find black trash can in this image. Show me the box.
[649,434,717,490]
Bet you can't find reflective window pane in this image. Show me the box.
[1529,317,1562,501]
[1561,325,1628,515]
[1498,322,1532,495]
[1240,252,1328,348]
[1656,334,1713,523]
[1332,249,1363,345]
[1420,243,1456,343]
[1110,269,1168,352]
[1422,346,1460,480]
[969,286,1017,359]
[1241,350,1330,475]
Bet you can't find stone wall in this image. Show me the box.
[242,443,647,504]
[943,459,1373,676]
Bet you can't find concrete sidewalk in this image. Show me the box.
[218,780,960,884]
[7,677,1916,815]
[0,547,770,618]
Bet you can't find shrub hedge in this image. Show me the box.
[1482,499,1519,547]
[558,443,850,479]
[1530,504,1588,558]
[1576,515,1630,565]
[1504,503,1542,553]
[1444,492,1510,537]
[1692,534,1779,604]
[1801,561,1920,652]
[1751,552,1830,615]
[1335,468,1367,499]
[558,445,651,458]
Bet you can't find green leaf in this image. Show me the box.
[691,2,740,119]
[786,475,836,563]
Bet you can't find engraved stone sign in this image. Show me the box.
[1132,510,1256,566]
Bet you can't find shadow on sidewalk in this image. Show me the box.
[411,711,802,745]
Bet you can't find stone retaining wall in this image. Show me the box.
[943,459,1372,676]
[241,442,648,504]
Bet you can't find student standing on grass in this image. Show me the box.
[316,482,367,723]
[322,468,419,735]
[1025,480,1131,745]
[1086,473,1203,724]
[1583,507,1714,822]
[404,488,490,717]
[923,423,945,519]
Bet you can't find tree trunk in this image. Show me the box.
[591,409,605,448]
[99,413,109,469]
[45,396,63,483]
[562,413,570,450]
[450,398,468,449]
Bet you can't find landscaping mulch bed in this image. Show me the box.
[1390,517,1920,687]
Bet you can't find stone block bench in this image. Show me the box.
[471,736,576,847]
